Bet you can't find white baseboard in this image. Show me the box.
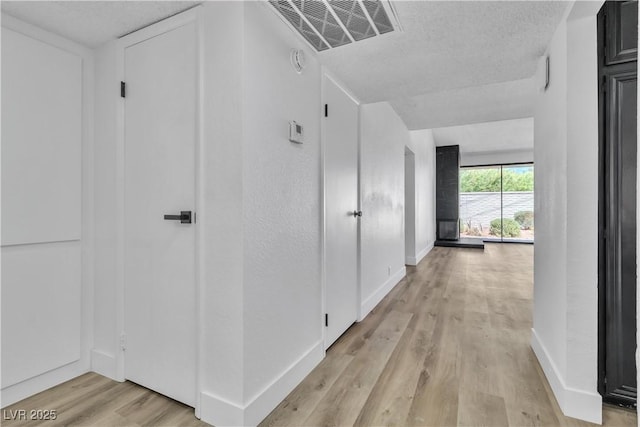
[0,360,88,407]
[406,242,434,266]
[531,328,602,424]
[359,266,406,322]
[200,340,324,426]
[244,340,323,425]
[91,349,117,380]
[416,242,434,265]
[200,391,245,427]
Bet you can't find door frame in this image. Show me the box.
[404,146,416,264]
[114,5,204,417]
[320,69,363,350]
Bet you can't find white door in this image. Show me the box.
[124,22,197,407]
[324,75,359,347]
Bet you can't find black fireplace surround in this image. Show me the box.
[436,145,460,241]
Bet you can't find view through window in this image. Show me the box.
[459,164,534,243]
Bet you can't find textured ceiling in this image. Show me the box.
[1,1,199,48]
[431,118,534,154]
[391,77,535,130]
[2,0,568,135]
[319,1,568,104]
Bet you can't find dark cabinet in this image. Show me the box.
[598,0,638,407]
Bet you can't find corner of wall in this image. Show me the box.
[200,340,323,426]
[531,329,602,425]
[359,266,406,321]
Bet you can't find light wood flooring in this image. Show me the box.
[1,373,208,427]
[2,244,637,426]
[261,244,636,427]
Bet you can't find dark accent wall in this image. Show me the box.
[436,145,460,240]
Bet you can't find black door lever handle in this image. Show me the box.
[164,210,192,224]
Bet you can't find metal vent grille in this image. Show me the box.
[269,0,399,51]
[331,1,375,41]
[362,0,393,34]
[271,0,330,51]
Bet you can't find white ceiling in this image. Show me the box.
[391,77,534,130]
[1,1,198,48]
[431,117,534,153]
[319,1,568,102]
[318,1,568,129]
[1,0,568,135]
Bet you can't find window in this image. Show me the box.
[459,164,534,243]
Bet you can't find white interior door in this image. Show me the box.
[324,75,359,347]
[124,21,197,407]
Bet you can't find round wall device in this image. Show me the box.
[290,49,305,74]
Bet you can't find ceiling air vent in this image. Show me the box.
[269,0,401,52]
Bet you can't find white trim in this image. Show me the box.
[200,392,245,427]
[380,0,404,32]
[194,8,205,421]
[244,340,324,425]
[91,350,117,379]
[1,13,92,57]
[531,329,602,424]
[406,242,434,266]
[1,361,88,407]
[323,70,361,106]
[114,5,203,413]
[359,266,406,322]
[320,69,328,352]
[321,69,362,348]
[200,341,324,426]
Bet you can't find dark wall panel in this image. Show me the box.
[436,145,459,240]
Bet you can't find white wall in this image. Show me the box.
[407,129,437,264]
[1,15,94,406]
[199,3,246,420]
[530,2,603,424]
[92,40,118,378]
[240,2,323,423]
[359,102,409,319]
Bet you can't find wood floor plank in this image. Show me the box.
[457,390,510,427]
[260,353,354,426]
[303,310,412,426]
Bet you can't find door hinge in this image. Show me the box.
[601,76,607,93]
[120,333,126,351]
[325,313,328,327]
[324,104,328,118]
[121,81,126,98]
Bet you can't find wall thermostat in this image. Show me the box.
[289,121,304,144]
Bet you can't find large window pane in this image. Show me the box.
[459,166,502,240]
[459,164,534,243]
[502,165,534,242]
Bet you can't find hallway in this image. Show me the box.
[261,245,636,426]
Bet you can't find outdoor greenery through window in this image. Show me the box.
[459,164,534,242]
